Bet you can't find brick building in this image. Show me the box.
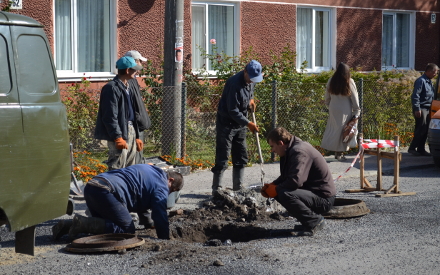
[3,0,439,87]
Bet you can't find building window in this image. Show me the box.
[191,2,238,72]
[382,12,414,69]
[296,7,333,72]
[55,0,114,77]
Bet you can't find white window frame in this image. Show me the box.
[191,1,240,75]
[296,6,336,73]
[53,0,117,81]
[381,11,415,70]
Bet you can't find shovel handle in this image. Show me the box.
[251,111,265,186]
[251,111,264,165]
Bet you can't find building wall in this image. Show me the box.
[259,0,438,12]
[0,0,439,84]
[415,12,440,70]
[241,2,297,65]
[0,0,55,52]
[116,0,192,74]
[336,8,382,71]
[116,0,165,66]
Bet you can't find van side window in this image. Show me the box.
[16,34,56,95]
[0,34,12,95]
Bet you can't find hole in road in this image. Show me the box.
[171,222,292,243]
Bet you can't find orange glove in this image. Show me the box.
[261,184,270,198]
[261,183,277,198]
[249,99,256,112]
[247,121,259,134]
[136,139,143,152]
[114,137,128,150]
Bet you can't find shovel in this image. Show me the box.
[251,110,265,185]
[251,110,276,212]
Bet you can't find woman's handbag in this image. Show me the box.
[342,116,359,144]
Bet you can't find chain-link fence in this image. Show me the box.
[61,79,415,171]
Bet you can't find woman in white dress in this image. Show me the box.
[321,63,360,161]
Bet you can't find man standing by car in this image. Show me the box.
[211,60,262,194]
[261,127,336,236]
[95,56,144,170]
[409,63,439,156]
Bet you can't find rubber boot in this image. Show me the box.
[52,220,73,240]
[68,214,106,239]
[232,167,245,191]
[212,172,223,195]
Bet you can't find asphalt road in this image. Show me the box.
[1,150,439,275]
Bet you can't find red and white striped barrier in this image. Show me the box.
[361,139,399,149]
[334,138,400,182]
[333,150,362,183]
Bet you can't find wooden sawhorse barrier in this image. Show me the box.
[345,134,416,198]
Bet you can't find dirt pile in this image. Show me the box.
[166,188,291,244]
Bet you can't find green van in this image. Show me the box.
[0,12,71,255]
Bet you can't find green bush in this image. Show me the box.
[62,45,435,171]
[61,76,99,150]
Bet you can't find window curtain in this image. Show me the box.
[382,15,394,67]
[396,14,410,67]
[55,0,71,70]
[192,5,205,71]
[315,11,329,67]
[297,8,312,68]
[77,0,110,72]
[208,5,234,70]
[315,11,323,67]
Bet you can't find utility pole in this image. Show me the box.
[162,0,184,157]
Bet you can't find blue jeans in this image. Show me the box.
[211,115,248,175]
[84,184,135,234]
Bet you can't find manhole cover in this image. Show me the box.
[323,198,370,219]
[65,233,144,253]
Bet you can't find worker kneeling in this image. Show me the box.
[262,127,336,236]
[54,164,183,240]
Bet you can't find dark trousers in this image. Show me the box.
[211,115,248,174]
[84,185,135,234]
[135,131,145,164]
[409,108,430,152]
[276,188,335,229]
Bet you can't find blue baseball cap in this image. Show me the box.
[246,60,263,83]
[116,56,142,70]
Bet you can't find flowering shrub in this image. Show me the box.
[72,151,107,183]
[61,75,99,150]
[161,155,214,172]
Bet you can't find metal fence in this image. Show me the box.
[61,79,415,168]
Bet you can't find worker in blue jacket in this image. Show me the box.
[53,164,183,240]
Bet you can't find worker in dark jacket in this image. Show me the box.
[124,50,151,164]
[408,63,439,156]
[262,127,336,236]
[211,60,262,194]
[53,164,183,240]
[94,56,144,171]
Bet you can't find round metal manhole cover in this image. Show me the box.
[65,233,145,253]
[322,198,370,219]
